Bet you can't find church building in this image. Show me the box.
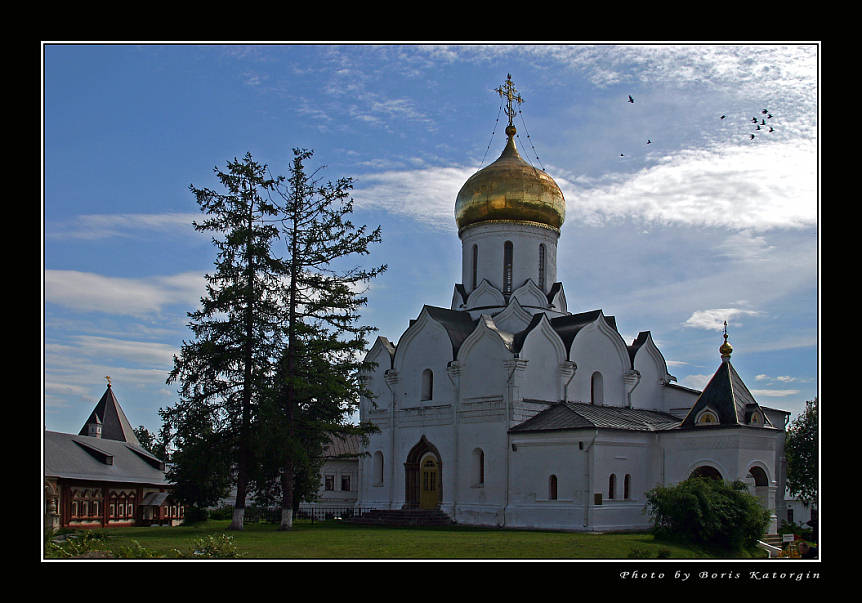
[356,76,789,533]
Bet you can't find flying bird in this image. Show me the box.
[647,139,652,144]
[628,95,634,103]
[762,109,768,114]
[750,134,755,140]
[752,117,758,123]
[620,153,625,157]
[767,113,773,119]
[720,114,726,119]
[769,126,774,132]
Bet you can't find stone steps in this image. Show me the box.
[350,508,455,527]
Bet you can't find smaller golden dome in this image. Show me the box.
[454,130,566,233]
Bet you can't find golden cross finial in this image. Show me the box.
[723,320,728,341]
[105,375,111,386]
[495,74,524,130]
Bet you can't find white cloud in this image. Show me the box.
[750,389,801,398]
[561,141,816,232]
[45,270,206,318]
[46,212,201,240]
[683,308,761,331]
[353,166,473,231]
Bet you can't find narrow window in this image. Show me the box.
[473,448,485,485]
[624,474,631,499]
[421,369,433,401]
[549,474,558,500]
[538,243,546,289]
[373,451,384,485]
[503,241,513,294]
[471,244,478,290]
[341,474,351,491]
[609,474,616,500]
[591,371,603,405]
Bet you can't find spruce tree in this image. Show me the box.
[270,148,385,529]
[164,152,285,530]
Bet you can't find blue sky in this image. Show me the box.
[43,43,819,436]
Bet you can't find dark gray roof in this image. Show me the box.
[627,331,651,368]
[510,401,681,433]
[423,305,477,357]
[78,385,140,446]
[45,431,171,485]
[549,310,616,351]
[679,360,776,429]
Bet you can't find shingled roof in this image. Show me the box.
[510,401,681,433]
[679,358,775,429]
[78,384,141,446]
[44,431,170,485]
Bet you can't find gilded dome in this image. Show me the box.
[455,128,566,233]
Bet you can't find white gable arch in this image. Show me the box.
[457,315,513,401]
[518,314,569,401]
[491,298,533,333]
[566,313,632,405]
[457,315,513,363]
[465,278,506,311]
[510,279,549,310]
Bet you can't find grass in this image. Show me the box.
[45,519,768,560]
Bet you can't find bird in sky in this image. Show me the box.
[628,95,634,103]
[762,109,768,114]
[721,114,726,119]
[750,134,756,140]
[647,139,652,144]
[769,126,774,132]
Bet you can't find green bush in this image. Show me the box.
[645,477,770,552]
[627,546,652,558]
[46,530,110,558]
[191,533,244,558]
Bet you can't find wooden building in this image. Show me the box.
[44,382,183,530]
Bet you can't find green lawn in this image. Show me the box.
[45,519,767,560]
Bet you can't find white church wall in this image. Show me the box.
[662,383,701,418]
[392,315,456,409]
[506,432,587,530]
[588,433,655,531]
[460,223,559,297]
[567,322,630,406]
[452,419,509,525]
[518,318,567,402]
[458,327,511,401]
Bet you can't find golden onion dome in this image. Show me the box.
[455,126,566,233]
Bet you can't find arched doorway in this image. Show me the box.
[689,465,722,480]
[404,436,442,509]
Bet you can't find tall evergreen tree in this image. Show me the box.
[270,148,385,529]
[164,153,285,530]
[785,397,818,508]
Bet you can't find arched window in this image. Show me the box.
[608,474,616,500]
[373,451,384,485]
[421,369,433,401]
[696,409,719,425]
[591,371,603,405]
[624,474,631,499]
[471,244,478,290]
[538,243,546,289]
[549,474,558,500]
[503,241,513,294]
[472,448,485,485]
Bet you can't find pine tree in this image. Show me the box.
[269,148,385,529]
[164,152,285,530]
